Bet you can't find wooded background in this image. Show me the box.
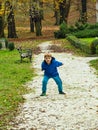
[0,0,97,39]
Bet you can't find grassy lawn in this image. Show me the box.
[0,49,35,129]
[80,37,96,44]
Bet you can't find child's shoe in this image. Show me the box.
[40,92,46,96]
[59,91,66,95]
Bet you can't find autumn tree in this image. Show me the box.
[53,0,71,25]
[0,0,17,38]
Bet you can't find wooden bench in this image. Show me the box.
[17,47,32,62]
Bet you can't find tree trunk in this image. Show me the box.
[59,0,66,24]
[55,10,60,25]
[59,0,71,24]
[0,16,5,38]
[54,0,60,25]
[29,4,35,32]
[35,17,42,36]
[81,0,87,23]
[39,0,44,20]
[33,0,42,36]
[30,17,34,32]
[7,6,17,38]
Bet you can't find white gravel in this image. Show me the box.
[10,41,98,130]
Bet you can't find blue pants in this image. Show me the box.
[42,75,63,93]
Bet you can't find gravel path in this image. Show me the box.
[10,41,98,130]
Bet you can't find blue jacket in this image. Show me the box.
[41,57,63,77]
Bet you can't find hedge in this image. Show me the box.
[71,28,98,38]
[66,35,94,54]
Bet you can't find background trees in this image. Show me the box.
[0,0,97,38]
[0,0,17,38]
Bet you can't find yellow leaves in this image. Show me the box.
[0,9,4,15]
[92,0,96,2]
[0,2,4,16]
[43,0,54,3]
[58,0,64,3]
[18,0,29,3]
[54,0,65,10]
[54,0,59,10]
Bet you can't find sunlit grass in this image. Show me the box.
[80,37,96,44]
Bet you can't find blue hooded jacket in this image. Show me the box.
[41,57,63,77]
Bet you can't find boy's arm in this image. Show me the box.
[41,62,45,71]
[55,60,63,67]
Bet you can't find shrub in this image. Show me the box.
[91,39,98,54]
[72,28,98,38]
[86,23,98,29]
[54,21,69,38]
[96,45,98,54]
[75,21,88,30]
[54,22,98,39]
[0,42,2,49]
[8,42,15,51]
[68,25,77,32]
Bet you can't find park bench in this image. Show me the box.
[17,47,32,62]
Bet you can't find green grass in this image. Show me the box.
[0,49,34,129]
[80,37,96,44]
[89,59,98,75]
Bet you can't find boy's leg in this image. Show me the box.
[53,75,63,92]
[42,75,49,94]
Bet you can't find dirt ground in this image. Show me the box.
[9,41,98,130]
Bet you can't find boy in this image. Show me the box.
[40,53,65,96]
